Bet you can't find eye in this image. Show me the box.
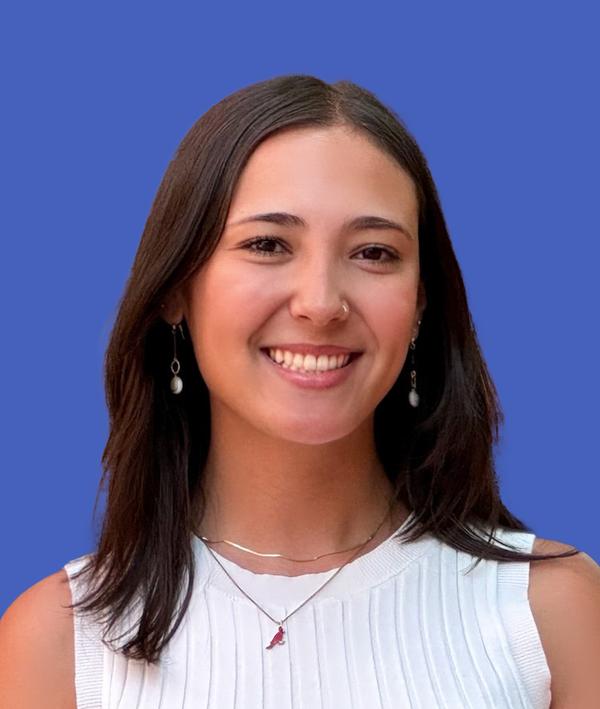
[353,245,400,264]
[240,236,288,257]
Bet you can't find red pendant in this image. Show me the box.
[266,624,285,649]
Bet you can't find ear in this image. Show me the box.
[414,280,427,339]
[160,291,185,326]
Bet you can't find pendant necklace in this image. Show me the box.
[200,502,395,651]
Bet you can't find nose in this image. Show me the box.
[288,256,350,327]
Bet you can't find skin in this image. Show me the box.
[165,125,427,574]
[1,126,599,707]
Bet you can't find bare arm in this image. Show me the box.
[0,569,76,709]
[529,537,600,708]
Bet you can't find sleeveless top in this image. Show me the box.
[64,513,552,709]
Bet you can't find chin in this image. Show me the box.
[261,416,360,446]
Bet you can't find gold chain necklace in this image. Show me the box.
[199,517,388,562]
[198,493,399,562]
[199,501,395,651]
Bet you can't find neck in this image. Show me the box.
[194,403,409,575]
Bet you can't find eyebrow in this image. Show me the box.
[227,211,415,241]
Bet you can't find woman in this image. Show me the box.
[1,74,599,708]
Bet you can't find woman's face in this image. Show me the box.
[178,125,425,444]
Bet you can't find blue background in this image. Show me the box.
[1,2,598,614]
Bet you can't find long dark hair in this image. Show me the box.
[68,74,579,664]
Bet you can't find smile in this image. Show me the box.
[264,347,358,374]
[259,348,363,390]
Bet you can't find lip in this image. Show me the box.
[260,348,363,390]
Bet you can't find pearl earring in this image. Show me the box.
[408,320,422,408]
[170,323,184,395]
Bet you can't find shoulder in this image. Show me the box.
[0,568,76,709]
[528,536,600,708]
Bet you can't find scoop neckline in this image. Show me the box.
[193,510,437,605]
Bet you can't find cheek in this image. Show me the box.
[364,278,417,333]
[362,281,417,375]
[187,263,270,360]
[194,262,262,311]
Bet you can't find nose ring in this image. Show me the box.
[340,301,350,317]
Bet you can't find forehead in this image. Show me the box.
[227,126,419,229]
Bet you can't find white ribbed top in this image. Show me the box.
[64,514,552,709]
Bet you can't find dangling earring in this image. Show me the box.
[170,322,184,395]
[408,319,422,408]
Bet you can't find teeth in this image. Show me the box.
[268,348,350,373]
